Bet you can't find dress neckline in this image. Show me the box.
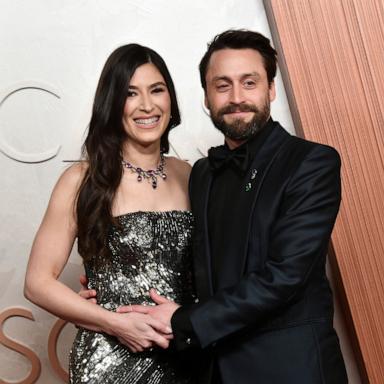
[113,210,192,219]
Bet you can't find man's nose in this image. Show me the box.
[229,84,245,104]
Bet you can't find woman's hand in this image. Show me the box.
[117,289,180,329]
[77,275,173,352]
[108,311,173,353]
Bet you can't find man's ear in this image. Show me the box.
[269,81,276,102]
[204,94,209,110]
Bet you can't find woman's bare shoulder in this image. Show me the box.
[165,157,192,187]
[166,156,192,176]
[54,161,88,197]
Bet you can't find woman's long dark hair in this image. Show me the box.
[76,44,181,265]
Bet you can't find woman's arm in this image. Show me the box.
[24,164,171,352]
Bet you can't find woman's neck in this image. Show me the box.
[122,141,162,169]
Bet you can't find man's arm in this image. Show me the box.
[172,144,341,349]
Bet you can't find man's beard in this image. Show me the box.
[209,100,270,141]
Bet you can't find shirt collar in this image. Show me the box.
[208,118,274,173]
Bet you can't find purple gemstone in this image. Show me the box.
[137,175,142,182]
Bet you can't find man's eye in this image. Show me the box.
[244,80,256,88]
[216,84,229,91]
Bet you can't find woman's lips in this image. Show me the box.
[134,116,160,128]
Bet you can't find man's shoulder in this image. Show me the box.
[275,124,339,158]
[269,121,341,171]
[292,135,340,159]
[188,157,211,195]
[191,156,210,173]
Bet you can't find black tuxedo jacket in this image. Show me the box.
[172,122,347,383]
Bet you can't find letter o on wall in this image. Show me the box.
[0,83,61,163]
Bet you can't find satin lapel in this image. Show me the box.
[217,124,292,288]
[192,160,214,299]
[241,125,292,275]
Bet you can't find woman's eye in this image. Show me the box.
[152,87,165,93]
[127,91,137,97]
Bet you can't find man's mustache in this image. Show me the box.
[218,103,258,115]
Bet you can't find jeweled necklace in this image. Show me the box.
[122,153,166,189]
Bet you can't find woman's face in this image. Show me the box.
[122,63,171,149]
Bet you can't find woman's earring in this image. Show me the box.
[169,114,174,128]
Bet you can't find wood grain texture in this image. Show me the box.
[264,1,384,383]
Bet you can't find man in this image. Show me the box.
[86,30,348,383]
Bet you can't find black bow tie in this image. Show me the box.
[208,144,249,173]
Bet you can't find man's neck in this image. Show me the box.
[225,137,247,150]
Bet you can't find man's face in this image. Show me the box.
[204,48,276,142]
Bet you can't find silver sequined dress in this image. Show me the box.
[69,211,196,384]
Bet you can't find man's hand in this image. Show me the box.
[78,274,97,304]
[109,312,172,353]
[117,289,180,328]
[76,277,173,352]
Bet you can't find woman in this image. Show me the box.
[24,44,195,383]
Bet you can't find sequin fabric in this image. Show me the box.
[69,211,196,384]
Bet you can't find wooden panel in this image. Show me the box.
[264,1,384,383]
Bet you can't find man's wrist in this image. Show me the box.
[171,304,200,350]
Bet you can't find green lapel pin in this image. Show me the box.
[245,169,258,192]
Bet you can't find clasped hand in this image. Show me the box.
[78,275,179,353]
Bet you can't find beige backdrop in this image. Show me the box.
[0,1,359,383]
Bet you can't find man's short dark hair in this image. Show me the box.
[199,29,277,91]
